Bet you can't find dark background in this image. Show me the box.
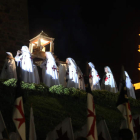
[28,0,140,86]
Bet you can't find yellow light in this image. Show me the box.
[138,45,140,52]
[40,39,49,45]
[133,83,140,90]
[139,34,140,36]
[34,39,49,45]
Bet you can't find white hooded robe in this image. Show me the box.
[40,52,59,87]
[66,58,79,89]
[88,62,100,90]
[58,63,67,87]
[125,71,136,99]
[33,64,40,84]
[77,67,85,90]
[15,46,35,83]
[0,52,17,79]
[101,66,118,93]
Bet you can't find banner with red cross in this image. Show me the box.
[87,93,98,140]
[132,115,140,140]
[13,96,26,140]
[117,102,135,138]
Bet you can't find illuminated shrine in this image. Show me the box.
[29,31,65,66]
[29,31,55,60]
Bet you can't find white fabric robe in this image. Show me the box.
[58,64,67,87]
[101,72,118,93]
[66,58,79,88]
[125,71,136,99]
[40,60,47,83]
[77,67,85,90]
[33,64,40,84]
[0,58,17,79]
[40,52,59,87]
[15,46,35,83]
[89,68,100,90]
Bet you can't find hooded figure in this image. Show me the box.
[88,62,100,90]
[0,52,17,79]
[101,66,118,93]
[77,67,85,90]
[33,64,40,84]
[40,52,59,87]
[125,71,136,99]
[58,63,67,87]
[15,46,35,83]
[66,58,79,88]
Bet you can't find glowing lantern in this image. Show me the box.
[29,31,55,53]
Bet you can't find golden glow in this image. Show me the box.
[33,39,49,46]
[133,83,140,90]
[40,39,49,45]
[139,34,140,36]
[138,45,140,52]
[138,63,140,70]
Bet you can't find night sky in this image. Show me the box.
[28,0,140,86]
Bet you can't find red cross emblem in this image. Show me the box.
[105,76,108,81]
[14,100,25,129]
[97,74,100,78]
[87,99,96,139]
[89,74,92,78]
[52,65,56,71]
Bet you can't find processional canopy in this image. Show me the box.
[29,31,55,54]
[29,31,65,66]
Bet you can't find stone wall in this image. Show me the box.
[0,0,29,70]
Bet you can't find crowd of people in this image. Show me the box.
[0,45,136,99]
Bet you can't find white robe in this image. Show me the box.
[89,68,100,90]
[58,64,67,87]
[101,72,118,93]
[33,64,40,84]
[67,58,79,88]
[40,52,59,87]
[125,71,136,99]
[77,67,85,90]
[0,58,17,79]
[15,52,35,83]
[40,60,47,83]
